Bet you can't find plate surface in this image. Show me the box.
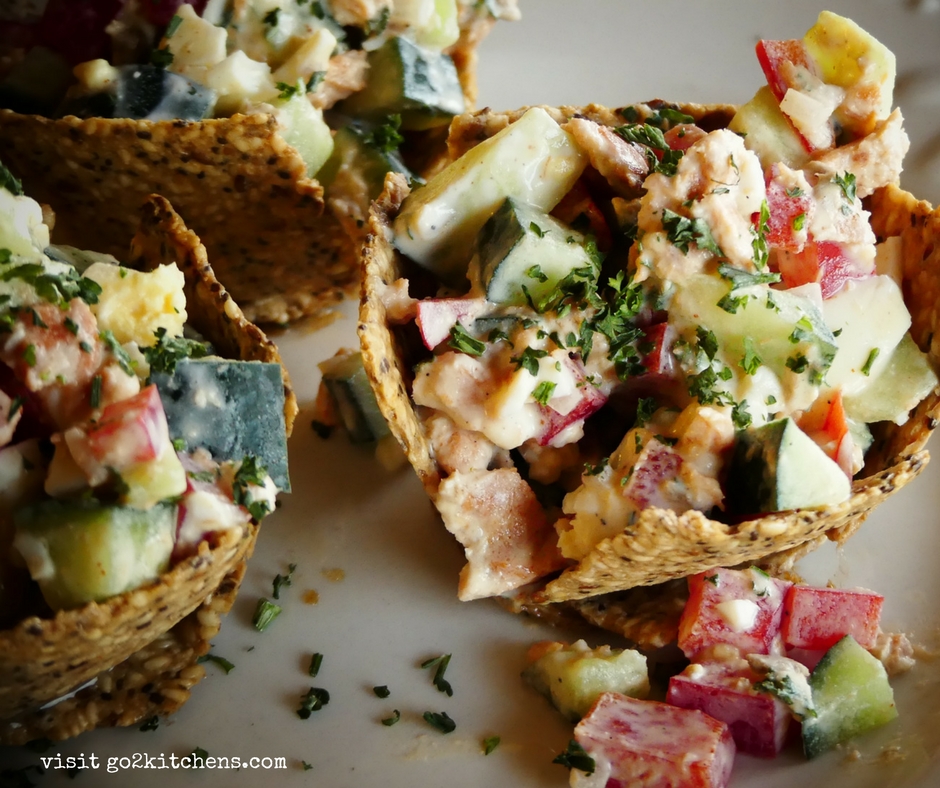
[4,1,940,785]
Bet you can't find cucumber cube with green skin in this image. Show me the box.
[317,124,416,207]
[115,64,216,121]
[802,635,898,758]
[337,37,464,131]
[272,91,334,178]
[13,500,176,611]
[728,417,850,513]
[843,332,938,425]
[150,359,290,491]
[393,107,587,285]
[522,640,649,722]
[319,351,390,445]
[474,198,595,307]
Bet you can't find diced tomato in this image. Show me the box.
[776,239,871,298]
[781,585,884,651]
[664,123,707,152]
[66,385,172,479]
[756,39,814,103]
[667,663,790,757]
[537,358,607,447]
[550,179,613,252]
[574,692,735,788]
[414,298,486,351]
[678,567,792,661]
[797,389,852,476]
[764,168,813,252]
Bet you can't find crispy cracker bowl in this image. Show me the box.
[0,189,297,745]
[0,1,520,325]
[358,85,940,646]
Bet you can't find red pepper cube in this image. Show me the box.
[575,692,735,788]
[755,39,814,103]
[781,585,883,651]
[678,567,792,661]
[667,662,790,758]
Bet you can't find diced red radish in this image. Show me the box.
[174,452,249,560]
[667,662,790,757]
[678,567,792,661]
[664,124,707,152]
[781,585,883,651]
[639,322,678,378]
[776,239,872,298]
[537,356,607,447]
[64,385,172,483]
[765,167,814,252]
[573,692,735,788]
[35,0,126,65]
[756,39,814,103]
[415,298,486,350]
[622,438,683,509]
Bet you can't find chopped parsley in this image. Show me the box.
[448,324,486,357]
[786,354,810,374]
[861,347,880,376]
[297,687,330,719]
[381,710,401,726]
[584,457,609,476]
[0,160,23,195]
[100,330,135,376]
[252,598,282,632]
[510,347,548,376]
[276,80,303,100]
[833,172,857,204]
[635,396,658,426]
[482,736,501,755]
[310,653,324,678]
[302,761,313,771]
[717,262,781,290]
[792,212,806,232]
[233,455,272,520]
[306,71,326,92]
[696,326,719,360]
[373,685,390,698]
[143,327,211,377]
[614,123,683,175]
[272,563,297,599]
[263,8,281,26]
[532,380,556,406]
[529,222,547,238]
[22,344,36,368]
[789,316,815,345]
[364,6,390,36]
[421,654,453,697]
[662,209,723,257]
[552,740,595,774]
[0,264,101,307]
[688,367,735,407]
[526,264,548,282]
[197,654,235,674]
[766,394,777,406]
[89,374,102,409]
[165,14,182,37]
[8,396,24,420]
[423,711,456,734]
[138,715,159,732]
[731,400,752,430]
[151,48,174,67]
[365,115,405,153]
[704,574,720,586]
[752,199,771,269]
[740,337,763,375]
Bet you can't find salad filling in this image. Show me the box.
[358,11,940,604]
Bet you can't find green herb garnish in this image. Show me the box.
[197,653,235,674]
[382,709,401,726]
[297,687,330,719]
[139,715,160,732]
[273,563,297,599]
[421,654,453,696]
[532,380,556,406]
[143,326,211,377]
[552,740,595,774]
[252,598,282,632]
[740,337,762,375]
[423,711,456,734]
[151,48,174,67]
[482,736,501,755]
[448,324,486,357]
[511,347,548,376]
[365,115,404,153]
[309,653,324,678]
[662,209,723,257]
[373,685,390,698]
[861,347,880,376]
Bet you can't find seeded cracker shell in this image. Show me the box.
[359,104,940,626]
[0,195,296,743]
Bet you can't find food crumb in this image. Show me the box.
[302,590,320,605]
[879,744,906,764]
[322,568,346,582]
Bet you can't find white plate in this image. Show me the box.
[4,1,940,785]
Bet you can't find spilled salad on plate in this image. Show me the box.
[349,8,940,785]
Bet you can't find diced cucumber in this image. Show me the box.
[671,274,836,395]
[392,107,587,285]
[728,417,851,513]
[272,91,334,177]
[522,640,649,722]
[729,86,810,171]
[337,36,465,130]
[317,123,416,210]
[802,635,898,758]
[319,351,391,444]
[12,500,176,610]
[120,449,189,510]
[473,198,594,307]
[392,0,460,50]
[116,64,216,121]
[151,358,290,491]
[843,333,938,425]
[822,276,910,395]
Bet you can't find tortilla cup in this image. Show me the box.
[358,103,940,638]
[0,194,297,744]
[0,11,507,326]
